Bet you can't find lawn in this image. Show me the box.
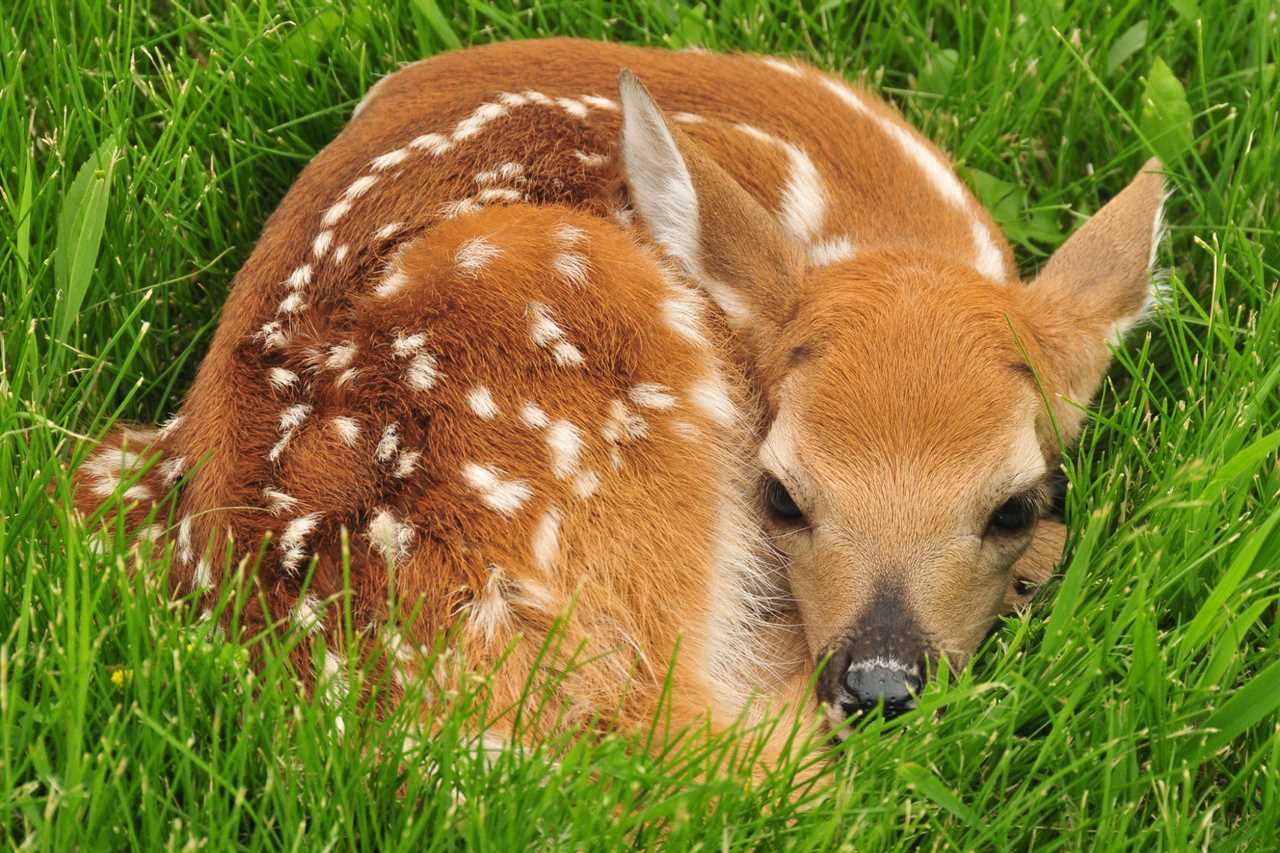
[2,0,1278,848]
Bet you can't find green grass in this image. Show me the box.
[3,0,1279,848]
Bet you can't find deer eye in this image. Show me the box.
[1013,578,1037,597]
[987,493,1038,536]
[764,478,804,523]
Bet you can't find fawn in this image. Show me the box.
[73,38,1165,752]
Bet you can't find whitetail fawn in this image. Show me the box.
[72,39,1166,754]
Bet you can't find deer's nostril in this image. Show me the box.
[843,660,920,721]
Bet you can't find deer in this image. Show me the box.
[71,38,1166,761]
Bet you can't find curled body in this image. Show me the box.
[72,39,1165,751]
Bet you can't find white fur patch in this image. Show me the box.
[573,150,610,167]
[971,219,1007,280]
[312,230,333,259]
[462,463,532,516]
[293,594,325,634]
[688,373,737,428]
[375,222,404,240]
[405,352,440,391]
[330,416,361,446]
[268,367,299,391]
[661,286,707,345]
[371,148,409,171]
[671,112,705,125]
[455,236,499,276]
[807,235,857,267]
[628,383,676,410]
[556,96,589,119]
[553,223,586,244]
[280,512,322,574]
[158,455,187,487]
[466,386,500,419]
[390,332,425,357]
[334,244,350,263]
[325,342,357,370]
[733,123,827,243]
[394,450,420,478]
[286,264,311,289]
[469,564,513,644]
[375,423,400,462]
[545,420,583,479]
[409,132,453,156]
[263,489,298,514]
[760,56,803,77]
[369,509,414,565]
[572,469,601,499]
[520,403,550,429]
[551,252,590,288]
[530,507,562,573]
[375,268,409,299]
[453,101,509,142]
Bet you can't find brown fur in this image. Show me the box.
[71,38,1165,759]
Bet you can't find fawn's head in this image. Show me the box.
[618,72,1166,726]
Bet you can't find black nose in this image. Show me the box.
[842,663,921,720]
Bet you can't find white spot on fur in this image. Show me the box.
[520,403,549,429]
[807,235,857,266]
[528,303,564,346]
[688,373,737,428]
[462,463,532,516]
[556,96,589,119]
[375,222,404,240]
[453,101,509,142]
[553,223,586,244]
[573,150,610,167]
[439,198,482,220]
[335,368,358,387]
[257,321,288,351]
[334,244,350,263]
[671,112,705,125]
[572,469,600,499]
[344,174,379,200]
[409,132,453,156]
[193,557,212,592]
[158,455,187,487]
[546,420,583,479]
[375,268,409,299]
[405,352,440,391]
[734,123,827,242]
[629,383,676,410]
[608,447,623,471]
[263,489,298,514]
[325,342,357,370]
[530,507,562,573]
[467,386,500,419]
[455,237,499,276]
[312,230,333,259]
[277,292,305,315]
[371,148,409,171]
[157,414,185,440]
[394,450,420,479]
[391,332,425,357]
[330,416,361,446]
[375,423,400,463]
[476,187,524,205]
[580,94,617,111]
[469,564,513,644]
[971,219,1007,280]
[672,419,702,440]
[322,199,352,227]
[280,512,322,574]
[369,509,414,565]
[551,252,590,287]
[287,264,312,290]
[268,367,298,391]
[293,594,325,634]
[280,404,312,432]
[602,399,649,444]
[760,56,803,77]
[818,76,874,116]
[552,342,584,367]
[661,286,706,345]
[177,516,193,563]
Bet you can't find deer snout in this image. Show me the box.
[841,658,922,720]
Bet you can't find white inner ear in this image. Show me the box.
[619,75,702,276]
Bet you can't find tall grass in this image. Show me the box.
[2,0,1277,847]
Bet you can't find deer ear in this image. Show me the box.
[618,70,803,339]
[1029,159,1167,439]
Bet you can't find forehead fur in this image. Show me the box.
[771,251,1050,470]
